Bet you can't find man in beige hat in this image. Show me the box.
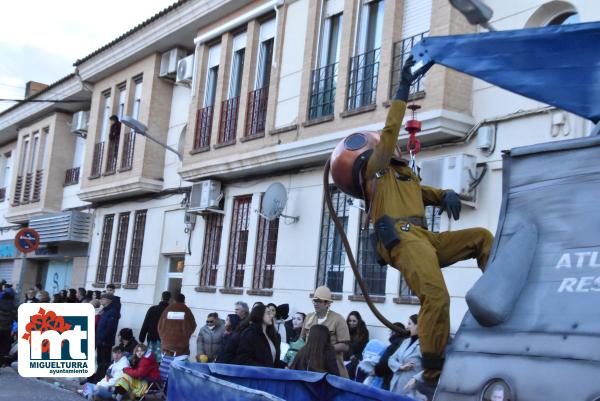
[300,285,351,377]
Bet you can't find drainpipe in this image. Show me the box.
[191,0,284,96]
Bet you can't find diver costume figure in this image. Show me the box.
[330,57,494,394]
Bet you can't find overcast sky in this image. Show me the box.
[0,0,177,112]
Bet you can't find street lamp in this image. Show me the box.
[120,115,183,161]
[449,0,496,31]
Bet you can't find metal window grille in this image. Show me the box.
[225,195,252,288]
[354,215,387,295]
[110,212,130,285]
[316,186,349,293]
[105,139,119,173]
[12,175,22,205]
[64,167,80,186]
[398,206,440,300]
[218,96,240,144]
[31,169,43,203]
[253,213,279,290]
[308,62,338,120]
[91,142,104,177]
[95,214,114,284]
[245,87,269,137]
[126,210,147,285]
[346,47,380,110]
[390,31,428,98]
[200,213,223,287]
[194,106,214,150]
[120,132,135,170]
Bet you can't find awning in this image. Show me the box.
[412,22,600,122]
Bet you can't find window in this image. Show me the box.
[245,22,274,138]
[398,206,440,301]
[225,195,252,288]
[253,211,279,289]
[121,77,142,170]
[95,214,115,284]
[347,0,383,110]
[309,1,343,119]
[218,36,245,144]
[355,216,386,295]
[23,132,39,203]
[110,212,130,284]
[390,0,431,97]
[131,78,143,119]
[194,45,220,150]
[0,152,11,202]
[13,136,28,204]
[126,210,147,286]
[117,83,127,119]
[99,91,112,142]
[316,186,350,293]
[199,213,223,287]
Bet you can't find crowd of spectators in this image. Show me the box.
[0,279,427,398]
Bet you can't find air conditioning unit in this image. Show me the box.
[189,180,222,212]
[71,111,89,134]
[419,153,478,203]
[160,48,187,78]
[176,55,194,85]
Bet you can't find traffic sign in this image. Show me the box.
[15,228,40,253]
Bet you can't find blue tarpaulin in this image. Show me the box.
[167,361,415,401]
[411,22,600,122]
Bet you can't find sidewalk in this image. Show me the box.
[0,366,84,401]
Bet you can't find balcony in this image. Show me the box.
[193,106,213,151]
[244,87,269,138]
[120,131,135,170]
[390,32,428,98]
[90,142,104,178]
[64,167,80,186]
[217,97,240,146]
[346,48,380,111]
[308,62,338,120]
[105,140,119,174]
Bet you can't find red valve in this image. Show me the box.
[405,104,422,154]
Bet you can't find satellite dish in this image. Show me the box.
[259,182,299,223]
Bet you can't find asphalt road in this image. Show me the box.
[0,367,84,401]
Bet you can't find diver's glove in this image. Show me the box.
[439,190,461,220]
[394,55,433,102]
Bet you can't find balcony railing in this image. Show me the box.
[390,31,428,98]
[12,176,22,205]
[22,172,33,203]
[91,142,104,178]
[121,131,135,170]
[245,86,269,137]
[346,48,381,111]
[193,106,214,150]
[64,167,80,186]
[0,187,6,202]
[218,96,240,145]
[308,62,338,120]
[32,170,43,203]
[105,139,119,174]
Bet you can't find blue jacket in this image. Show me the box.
[96,300,121,347]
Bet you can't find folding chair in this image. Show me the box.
[138,377,165,401]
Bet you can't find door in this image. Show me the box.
[166,256,185,299]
